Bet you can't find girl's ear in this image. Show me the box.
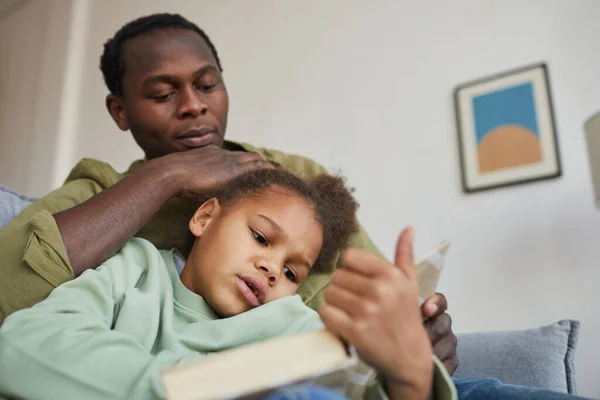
[189,198,221,237]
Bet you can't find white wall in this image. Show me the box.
[8,0,600,396]
[0,0,76,196]
[0,0,48,194]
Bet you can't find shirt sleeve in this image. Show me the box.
[0,178,104,322]
[0,258,178,400]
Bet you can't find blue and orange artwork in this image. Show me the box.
[472,82,543,173]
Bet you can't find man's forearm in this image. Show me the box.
[54,159,178,275]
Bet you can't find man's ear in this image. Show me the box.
[189,198,221,237]
[106,94,129,131]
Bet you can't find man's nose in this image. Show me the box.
[176,87,207,119]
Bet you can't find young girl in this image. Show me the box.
[0,168,361,399]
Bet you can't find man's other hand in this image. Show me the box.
[422,293,459,375]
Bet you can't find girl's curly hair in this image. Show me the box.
[181,168,358,274]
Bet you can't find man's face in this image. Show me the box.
[109,28,229,159]
[180,188,324,318]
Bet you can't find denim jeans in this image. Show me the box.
[265,385,348,400]
[266,380,590,400]
[453,378,590,400]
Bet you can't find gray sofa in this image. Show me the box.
[0,185,581,395]
[0,184,36,229]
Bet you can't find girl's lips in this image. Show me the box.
[236,275,267,307]
[236,277,259,307]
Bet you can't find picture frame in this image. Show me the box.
[454,63,561,193]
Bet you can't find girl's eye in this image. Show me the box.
[283,266,297,283]
[251,229,268,246]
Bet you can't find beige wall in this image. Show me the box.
[0,0,48,194]
[0,0,76,196]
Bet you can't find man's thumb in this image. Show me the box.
[394,226,416,279]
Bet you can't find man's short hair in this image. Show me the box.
[100,13,223,96]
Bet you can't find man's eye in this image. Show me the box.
[283,266,297,283]
[198,84,216,92]
[251,230,268,246]
[153,92,174,101]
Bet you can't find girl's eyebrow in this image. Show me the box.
[257,214,311,270]
[257,214,283,236]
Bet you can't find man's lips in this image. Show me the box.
[236,275,268,308]
[176,128,217,148]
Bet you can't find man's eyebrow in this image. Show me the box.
[142,65,220,86]
[258,214,312,270]
[142,74,176,86]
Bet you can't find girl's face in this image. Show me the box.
[180,187,323,318]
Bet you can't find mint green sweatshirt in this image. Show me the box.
[0,238,324,400]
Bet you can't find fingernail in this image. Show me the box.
[428,303,438,314]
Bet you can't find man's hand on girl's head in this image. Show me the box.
[157,145,274,198]
[319,228,433,400]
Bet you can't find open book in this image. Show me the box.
[162,240,451,400]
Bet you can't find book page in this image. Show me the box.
[415,240,451,304]
[162,330,354,400]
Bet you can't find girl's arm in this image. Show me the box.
[0,246,179,400]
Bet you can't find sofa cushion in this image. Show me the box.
[0,184,36,229]
[453,320,580,394]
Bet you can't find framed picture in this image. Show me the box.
[454,63,561,193]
